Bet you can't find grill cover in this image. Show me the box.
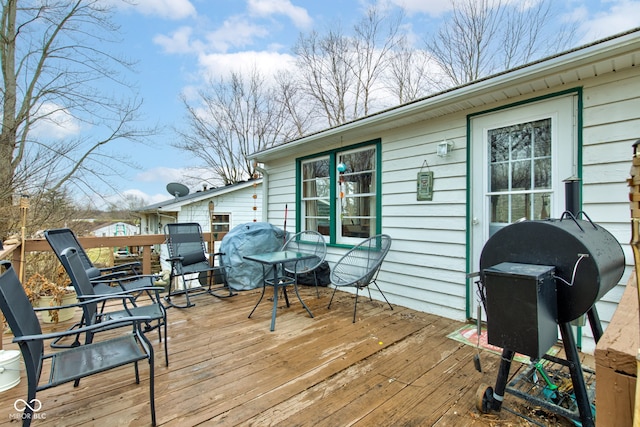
[480,217,624,323]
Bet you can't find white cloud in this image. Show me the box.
[198,50,296,80]
[204,16,270,52]
[153,26,204,54]
[135,166,188,184]
[576,0,640,44]
[383,0,453,16]
[247,0,313,29]
[118,0,196,20]
[30,102,82,139]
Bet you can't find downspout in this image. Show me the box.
[253,161,269,222]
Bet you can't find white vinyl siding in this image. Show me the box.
[255,39,640,353]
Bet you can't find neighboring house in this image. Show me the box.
[91,222,139,237]
[136,180,263,236]
[248,28,640,353]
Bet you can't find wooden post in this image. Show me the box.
[627,139,640,427]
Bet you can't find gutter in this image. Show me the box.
[253,162,268,222]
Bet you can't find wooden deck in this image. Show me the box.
[0,286,587,426]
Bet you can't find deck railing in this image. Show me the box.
[1,232,226,276]
[0,232,227,351]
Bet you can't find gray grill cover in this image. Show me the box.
[220,222,285,290]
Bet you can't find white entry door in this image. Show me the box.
[469,95,578,316]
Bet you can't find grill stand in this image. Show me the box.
[477,309,598,427]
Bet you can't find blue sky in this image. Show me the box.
[94,0,640,207]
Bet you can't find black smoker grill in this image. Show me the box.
[475,212,625,427]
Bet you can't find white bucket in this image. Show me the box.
[0,349,21,392]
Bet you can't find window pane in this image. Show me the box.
[212,213,230,232]
[490,163,508,192]
[303,177,329,198]
[510,124,531,160]
[490,129,510,162]
[511,193,528,220]
[511,160,531,190]
[490,194,508,223]
[533,193,551,220]
[337,147,376,241]
[342,172,373,195]
[533,120,551,157]
[534,158,551,189]
[339,149,374,173]
[303,159,329,179]
[301,157,330,235]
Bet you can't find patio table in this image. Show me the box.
[245,250,315,331]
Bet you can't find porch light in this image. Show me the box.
[437,139,453,157]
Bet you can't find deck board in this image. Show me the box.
[0,286,582,426]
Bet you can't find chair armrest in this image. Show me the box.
[91,274,157,286]
[13,316,153,343]
[100,261,141,273]
[33,294,136,311]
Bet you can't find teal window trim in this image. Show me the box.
[296,138,382,247]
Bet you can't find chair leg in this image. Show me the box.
[373,281,394,311]
[163,318,169,367]
[313,271,320,298]
[149,353,156,426]
[249,284,267,318]
[292,283,314,318]
[164,272,196,309]
[23,386,37,427]
[353,287,360,323]
[327,286,339,309]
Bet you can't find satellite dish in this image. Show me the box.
[166,182,190,198]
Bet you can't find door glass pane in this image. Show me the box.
[487,118,552,236]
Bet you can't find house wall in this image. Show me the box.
[174,186,261,231]
[139,184,262,236]
[262,66,639,353]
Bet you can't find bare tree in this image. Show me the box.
[0,0,153,239]
[427,0,577,87]
[351,6,403,116]
[385,38,436,104]
[293,5,405,127]
[293,27,353,127]
[176,69,299,185]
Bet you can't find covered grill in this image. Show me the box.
[475,212,625,427]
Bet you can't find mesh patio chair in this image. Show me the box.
[327,234,394,322]
[282,230,327,297]
[60,247,169,366]
[164,222,235,308]
[0,261,157,427]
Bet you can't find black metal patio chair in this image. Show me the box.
[164,222,235,308]
[44,228,156,297]
[327,234,394,322]
[282,230,327,297]
[0,260,157,427]
[59,247,169,366]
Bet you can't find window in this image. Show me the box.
[211,213,230,233]
[298,140,380,244]
[301,157,330,235]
